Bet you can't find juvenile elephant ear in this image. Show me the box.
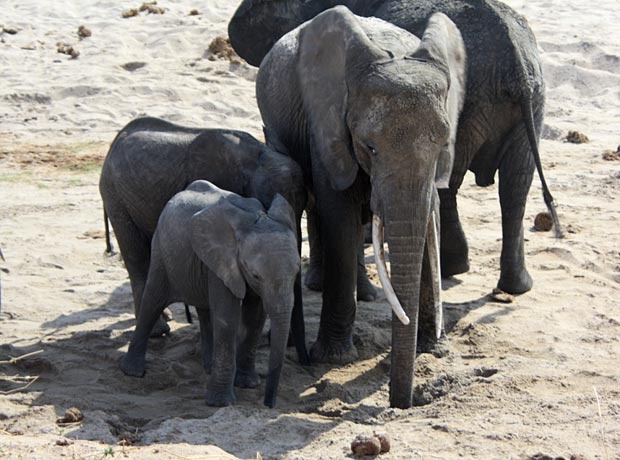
[412,13,467,189]
[297,6,385,191]
[190,200,247,300]
[267,194,296,233]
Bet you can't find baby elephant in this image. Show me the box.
[120,180,300,408]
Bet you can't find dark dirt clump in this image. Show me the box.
[207,36,242,64]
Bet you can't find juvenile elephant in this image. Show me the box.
[255,7,466,408]
[99,117,308,362]
[229,0,562,295]
[120,180,300,408]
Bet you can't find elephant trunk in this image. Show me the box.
[264,310,292,408]
[372,182,433,409]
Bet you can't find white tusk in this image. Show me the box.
[428,211,443,339]
[372,215,410,326]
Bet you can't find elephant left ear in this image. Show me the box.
[190,201,247,300]
[412,13,467,189]
[297,7,387,191]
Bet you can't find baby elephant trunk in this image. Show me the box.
[264,310,292,408]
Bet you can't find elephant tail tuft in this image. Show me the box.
[104,208,115,254]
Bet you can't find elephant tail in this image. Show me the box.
[103,208,115,254]
[520,95,563,238]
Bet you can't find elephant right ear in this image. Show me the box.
[412,13,467,189]
[297,6,384,191]
[190,201,246,300]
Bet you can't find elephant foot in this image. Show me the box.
[416,333,449,358]
[310,335,358,364]
[119,353,146,378]
[234,368,260,388]
[497,267,533,295]
[304,264,322,291]
[205,387,236,407]
[441,255,470,278]
[440,220,470,277]
[149,316,171,338]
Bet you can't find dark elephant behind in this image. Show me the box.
[99,116,308,362]
[229,0,562,295]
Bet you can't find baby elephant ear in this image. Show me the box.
[267,194,296,232]
[190,202,247,299]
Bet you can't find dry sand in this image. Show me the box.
[0,0,619,458]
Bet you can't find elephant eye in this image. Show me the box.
[366,144,378,156]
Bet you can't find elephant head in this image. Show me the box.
[294,7,466,408]
[189,183,300,407]
[228,0,330,66]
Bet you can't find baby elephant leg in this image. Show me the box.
[205,271,242,407]
[235,292,266,389]
[195,306,213,373]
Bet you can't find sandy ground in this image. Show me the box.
[1,0,619,459]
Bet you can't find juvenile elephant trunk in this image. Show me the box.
[264,311,292,408]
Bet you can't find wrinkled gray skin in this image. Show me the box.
[99,117,308,363]
[228,0,562,295]
[120,181,300,408]
[255,7,466,408]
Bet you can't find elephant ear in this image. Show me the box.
[411,13,467,189]
[190,200,247,299]
[267,194,296,233]
[297,6,385,191]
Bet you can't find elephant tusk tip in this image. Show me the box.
[398,314,410,326]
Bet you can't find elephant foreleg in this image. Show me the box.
[304,198,323,291]
[310,184,362,364]
[206,270,242,407]
[440,108,490,278]
[438,187,469,277]
[235,292,266,388]
[196,306,213,373]
[305,200,377,302]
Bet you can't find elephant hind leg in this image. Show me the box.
[497,122,536,294]
[104,200,170,334]
[121,257,171,377]
[103,200,151,316]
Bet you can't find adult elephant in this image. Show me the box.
[229,0,562,295]
[256,6,466,408]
